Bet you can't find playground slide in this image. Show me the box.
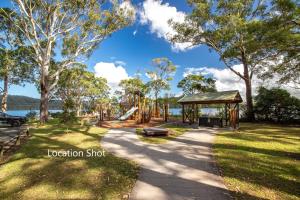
[118,107,138,121]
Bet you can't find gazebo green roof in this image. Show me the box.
[177,90,243,104]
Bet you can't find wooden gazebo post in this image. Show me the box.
[192,103,195,124]
[182,104,185,123]
[225,103,228,126]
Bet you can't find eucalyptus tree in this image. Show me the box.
[146,58,176,117]
[0,8,35,112]
[55,64,109,117]
[85,75,110,113]
[258,1,300,88]
[1,0,135,122]
[118,77,149,108]
[177,74,216,95]
[171,0,299,121]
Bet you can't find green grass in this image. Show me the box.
[136,124,189,144]
[214,123,300,200]
[0,119,139,200]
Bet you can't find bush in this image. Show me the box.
[60,111,78,123]
[50,112,62,118]
[25,111,38,120]
[254,87,300,123]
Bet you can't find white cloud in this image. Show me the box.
[175,91,183,97]
[184,65,300,99]
[115,60,126,66]
[94,62,129,93]
[139,0,194,51]
[133,30,137,36]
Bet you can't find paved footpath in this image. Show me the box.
[101,127,231,200]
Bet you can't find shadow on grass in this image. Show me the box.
[215,143,300,160]
[0,120,139,199]
[214,123,300,200]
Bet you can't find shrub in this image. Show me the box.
[60,111,78,123]
[50,112,62,118]
[254,87,300,123]
[25,111,38,120]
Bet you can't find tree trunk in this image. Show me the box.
[155,92,159,118]
[1,74,9,112]
[243,63,255,121]
[40,66,49,123]
[76,102,82,117]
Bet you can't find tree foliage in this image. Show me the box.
[254,87,300,123]
[117,77,149,110]
[0,8,36,112]
[55,64,109,121]
[171,0,299,120]
[146,57,176,116]
[258,0,300,87]
[146,58,176,98]
[177,74,216,95]
[1,0,135,122]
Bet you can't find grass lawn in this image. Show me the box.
[214,123,300,200]
[0,119,139,200]
[136,123,189,144]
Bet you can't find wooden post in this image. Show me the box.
[164,104,169,122]
[167,104,169,122]
[237,103,240,128]
[16,135,21,145]
[192,104,195,124]
[138,93,141,123]
[182,104,185,123]
[0,145,3,158]
[225,103,228,126]
[99,105,102,121]
[26,129,30,136]
[195,104,198,122]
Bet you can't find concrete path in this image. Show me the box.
[101,127,231,200]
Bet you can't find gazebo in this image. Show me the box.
[177,90,243,129]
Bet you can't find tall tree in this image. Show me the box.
[1,0,135,123]
[146,58,176,117]
[118,77,148,108]
[258,0,300,88]
[0,8,35,112]
[177,74,216,95]
[55,64,109,117]
[254,87,300,122]
[171,0,298,121]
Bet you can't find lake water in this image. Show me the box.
[169,108,220,116]
[6,110,62,117]
[6,108,220,117]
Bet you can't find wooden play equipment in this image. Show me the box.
[119,90,152,124]
[178,90,242,129]
[97,101,113,121]
[163,103,169,122]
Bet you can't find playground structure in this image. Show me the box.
[97,89,171,126]
[120,90,171,124]
[119,107,138,121]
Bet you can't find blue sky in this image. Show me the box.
[1,0,298,99]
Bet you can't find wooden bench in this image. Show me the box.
[199,117,223,127]
[143,128,169,136]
